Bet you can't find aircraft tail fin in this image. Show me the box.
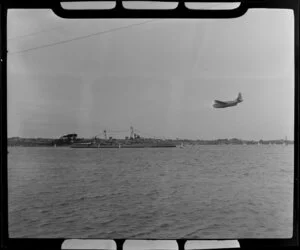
[237,92,243,102]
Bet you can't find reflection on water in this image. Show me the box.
[8,145,293,238]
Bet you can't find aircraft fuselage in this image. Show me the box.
[213,101,238,108]
[213,93,243,109]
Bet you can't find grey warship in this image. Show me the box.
[70,127,176,148]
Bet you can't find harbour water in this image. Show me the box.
[8,145,293,238]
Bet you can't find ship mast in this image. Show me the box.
[130,126,134,139]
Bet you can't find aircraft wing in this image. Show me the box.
[214,100,227,105]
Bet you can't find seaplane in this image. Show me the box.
[213,92,243,109]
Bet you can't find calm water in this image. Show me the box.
[8,145,293,238]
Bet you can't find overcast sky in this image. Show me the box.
[7,8,294,140]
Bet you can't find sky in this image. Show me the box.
[7,7,294,140]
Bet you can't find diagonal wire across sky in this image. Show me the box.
[8,19,155,55]
[8,2,231,55]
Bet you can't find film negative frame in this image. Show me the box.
[0,0,299,249]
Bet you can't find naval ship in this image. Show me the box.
[70,127,176,148]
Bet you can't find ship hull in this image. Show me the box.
[70,143,176,148]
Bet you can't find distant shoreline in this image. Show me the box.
[7,137,294,147]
